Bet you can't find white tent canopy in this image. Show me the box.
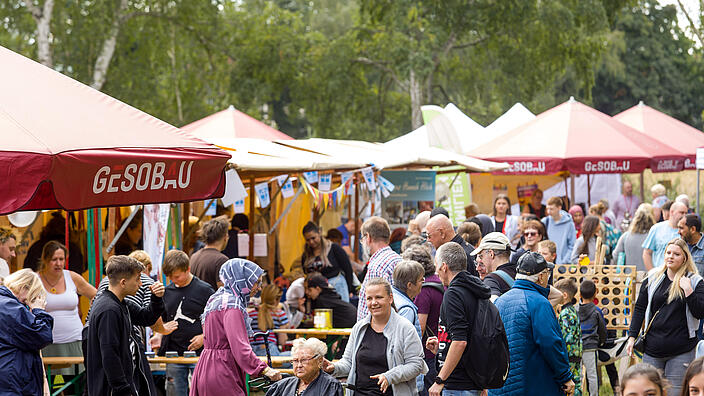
[278,138,508,172]
[464,103,536,154]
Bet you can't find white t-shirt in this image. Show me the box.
[0,258,9,278]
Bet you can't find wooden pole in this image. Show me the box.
[570,174,576,205]
[587,175,592,207]
[639,172,646,203]
[267,182,279,278]
[106,208,116,259]
[249,177,256,261]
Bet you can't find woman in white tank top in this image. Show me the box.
[38,241,96,376]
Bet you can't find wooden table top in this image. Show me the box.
[273,328,352,336]
[43,355,292,367]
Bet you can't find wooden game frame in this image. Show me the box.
[553,264,637,330]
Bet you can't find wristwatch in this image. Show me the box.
[434,376,446,385]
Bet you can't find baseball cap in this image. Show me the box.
[516,252,554,275]
[470,232,511,256]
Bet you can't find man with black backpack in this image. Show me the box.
[491,252,575,396]
[426,242,510,396]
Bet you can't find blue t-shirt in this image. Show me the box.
[337,224,361,257]
[642,222,679,268]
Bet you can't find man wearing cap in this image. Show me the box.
[472,232,514,302]
[490,252,574,396]
[425,214,478,277]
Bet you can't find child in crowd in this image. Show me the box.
[579,279,606,396]
[248,284,291,358]
[538,240,557,265]
[682,356,704,396]
[620,363,668,396]
[555,278,582,396]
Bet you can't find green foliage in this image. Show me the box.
[1,0,700,145]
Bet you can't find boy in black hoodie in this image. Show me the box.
[578,279,606,396]
[86,256,164,396]
[305,272,357,328]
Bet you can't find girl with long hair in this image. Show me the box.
[627,239,704,395]
[614,203,656,271]
[248,284,291,359]
[571,216,601,264]
[299,221,354,302]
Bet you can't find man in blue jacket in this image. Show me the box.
[491,252,574,396]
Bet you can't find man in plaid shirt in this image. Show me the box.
[357,216,402,320]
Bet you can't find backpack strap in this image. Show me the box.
[422,281,445,294]
[494,270,515,288]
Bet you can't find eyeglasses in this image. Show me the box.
[524,231,538,237]
[291,354,319,366]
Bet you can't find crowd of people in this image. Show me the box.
[1,180,704,395]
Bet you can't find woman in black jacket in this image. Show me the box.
[627,238,704,395]
[0,269,53,395]
[301,222,355,302]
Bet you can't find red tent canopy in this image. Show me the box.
[468,98,684,175]
[0,45,230,215]
[181,105,293,141]
[614,102,704,170]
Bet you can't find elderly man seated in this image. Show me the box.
[265,338,343,396]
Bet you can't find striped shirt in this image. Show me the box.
[247,307,289,346]
[357,246,402,320]
[85,273,155,344]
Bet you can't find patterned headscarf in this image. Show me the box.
[201,258,263,336]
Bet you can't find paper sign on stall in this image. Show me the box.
[341,171,354,194]
[361,167,377,190]
[221,169,247,207]
[237,233,268,257]
[303,171,319,184]
[319,172,332,191]
[255,182,271,208]
[234,199,245,214]
[276,175,295,198]
[143,204,170,277]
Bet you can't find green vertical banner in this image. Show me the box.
[436,172,472,225]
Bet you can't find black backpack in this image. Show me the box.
[464,297,510,389]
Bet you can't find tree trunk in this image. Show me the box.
[409,69,423,129]
[23,0,55,67]
[91,0,129,90]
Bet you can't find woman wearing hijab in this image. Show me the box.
[190,259,281,395]
[568,205,584,239]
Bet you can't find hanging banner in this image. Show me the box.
[255,182,271,208]
[379,170,436,201]
[377,175,395,193]
[300,177,352,209]
[319,172,332,191]
[143,203,170,277]
[276,175,295,198]
[221,169,247,207]
[361,167,376,190]
[436,173,471,226]
[303,171,319,184]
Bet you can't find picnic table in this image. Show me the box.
[274,328,352,359]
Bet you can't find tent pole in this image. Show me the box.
[354,176,360,263]
[640,172,645,202]
[570,174,576,205]
[182,202,190,252]
[563,175,569,201]
[587,175,591,207]
[698,170,701,217]
[249,177,256,261]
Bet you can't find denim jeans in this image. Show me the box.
[165,363,196,396]
[643,348,696,396]
[328,273,350,302]
[442,389,481,396]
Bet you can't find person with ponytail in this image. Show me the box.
[248,284,291,358]
[627,238,704,395]
[571,216,602,264]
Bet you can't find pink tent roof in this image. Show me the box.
[468,97,684,175]
[181,105,293,141]
[0,45,230,214]
[614,101,704,170]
